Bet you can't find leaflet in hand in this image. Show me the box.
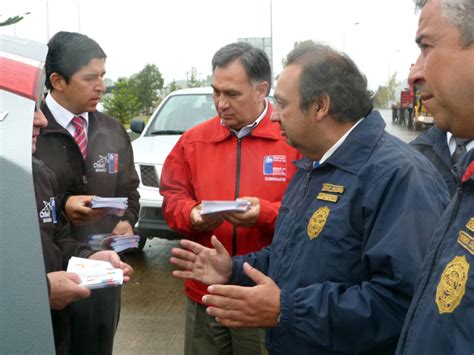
[67,256,123,289]
[87,233,140,253]
[200,200,251,216]
[90,196,128,217]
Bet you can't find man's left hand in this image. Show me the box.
[89,250,134,282]
[224,197,260,227]
[202,262,280,328]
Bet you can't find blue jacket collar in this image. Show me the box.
[296,111,385,174]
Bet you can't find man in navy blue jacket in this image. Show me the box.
[395,0,474,353]
[170,42,450,354]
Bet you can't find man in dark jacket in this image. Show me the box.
[395,0,474,353]
[32,110,133,354]
[410,125,473,195]
[169,42,450,354]
[35,31,140,355]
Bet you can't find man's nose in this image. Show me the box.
[408,55,424,87]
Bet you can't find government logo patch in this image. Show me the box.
[435,255,469,314]
[307,206,330,240]
[39,197,57,224]
[263,155,287,182]
[93,153,119,173]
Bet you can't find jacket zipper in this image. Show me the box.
[232,137,243,256]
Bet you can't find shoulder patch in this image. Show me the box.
[307,206,330,240]
[435,255,470,314]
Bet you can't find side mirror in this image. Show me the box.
[130,117,145,134]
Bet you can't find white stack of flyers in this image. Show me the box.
[67,257,123,289]
[87,234,140,253]
[200,200,251,216]
[90,196,128,217]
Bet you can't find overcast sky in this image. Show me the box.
[1,0,421,90]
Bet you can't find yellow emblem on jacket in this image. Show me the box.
[458,231,474,255]
[435,255,470,314]
[321,183,345,194]
[317,192,339,203]
[307,206,330,240]
[467,218,474,233]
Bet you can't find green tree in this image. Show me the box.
[373,72,399,108]
[103,77,141,125]
[168,80,181,93]
[187,71,204,88]
[130,64,164,115]
[0,15,24,27]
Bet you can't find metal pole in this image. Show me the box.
[46,0,50,40]
[270,0,273,75]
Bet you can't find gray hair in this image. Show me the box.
[212,42,272,94]
[415,0,474,46]
[285,41,373,123]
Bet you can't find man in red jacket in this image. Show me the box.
[160,42,300,355]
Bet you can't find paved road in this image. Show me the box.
[114,109,421,354]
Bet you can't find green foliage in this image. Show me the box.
[187,71,204,88]
[373,73,399,108]
[168,80,181,93]
[103,78,141,125]
[130,64,164,115]
[0,15,24,27]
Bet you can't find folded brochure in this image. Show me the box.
[67,256,123,289]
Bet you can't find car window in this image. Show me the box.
[145,94,216,136]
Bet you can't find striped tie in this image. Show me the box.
[72,116,88,159]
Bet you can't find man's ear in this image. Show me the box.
[255,81,270,100]
[313,95,330,121]
[49,72,66,92]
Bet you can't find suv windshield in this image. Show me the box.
[145,94,216,136]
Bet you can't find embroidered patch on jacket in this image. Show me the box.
[457,231,474,255]
[307,206,330,240]
[316,193,339,203]
[263,155,287,182]
[39,197,57,224]
[435,255,469,314]
[107,153,119,173]
[321,183,345,194]
[93,153,119,173]
[466,218,474,233]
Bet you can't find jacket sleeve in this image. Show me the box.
[115,124,140,227]
[254,199,281,232]
[160,136,201,237]
[276,164,449,352]
[229,245,273,286]
[54,210,95,264]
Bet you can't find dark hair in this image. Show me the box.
[415,0,474,47]
[45,31,106,90]
[285,41,373,123]
[212,42,272,94]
